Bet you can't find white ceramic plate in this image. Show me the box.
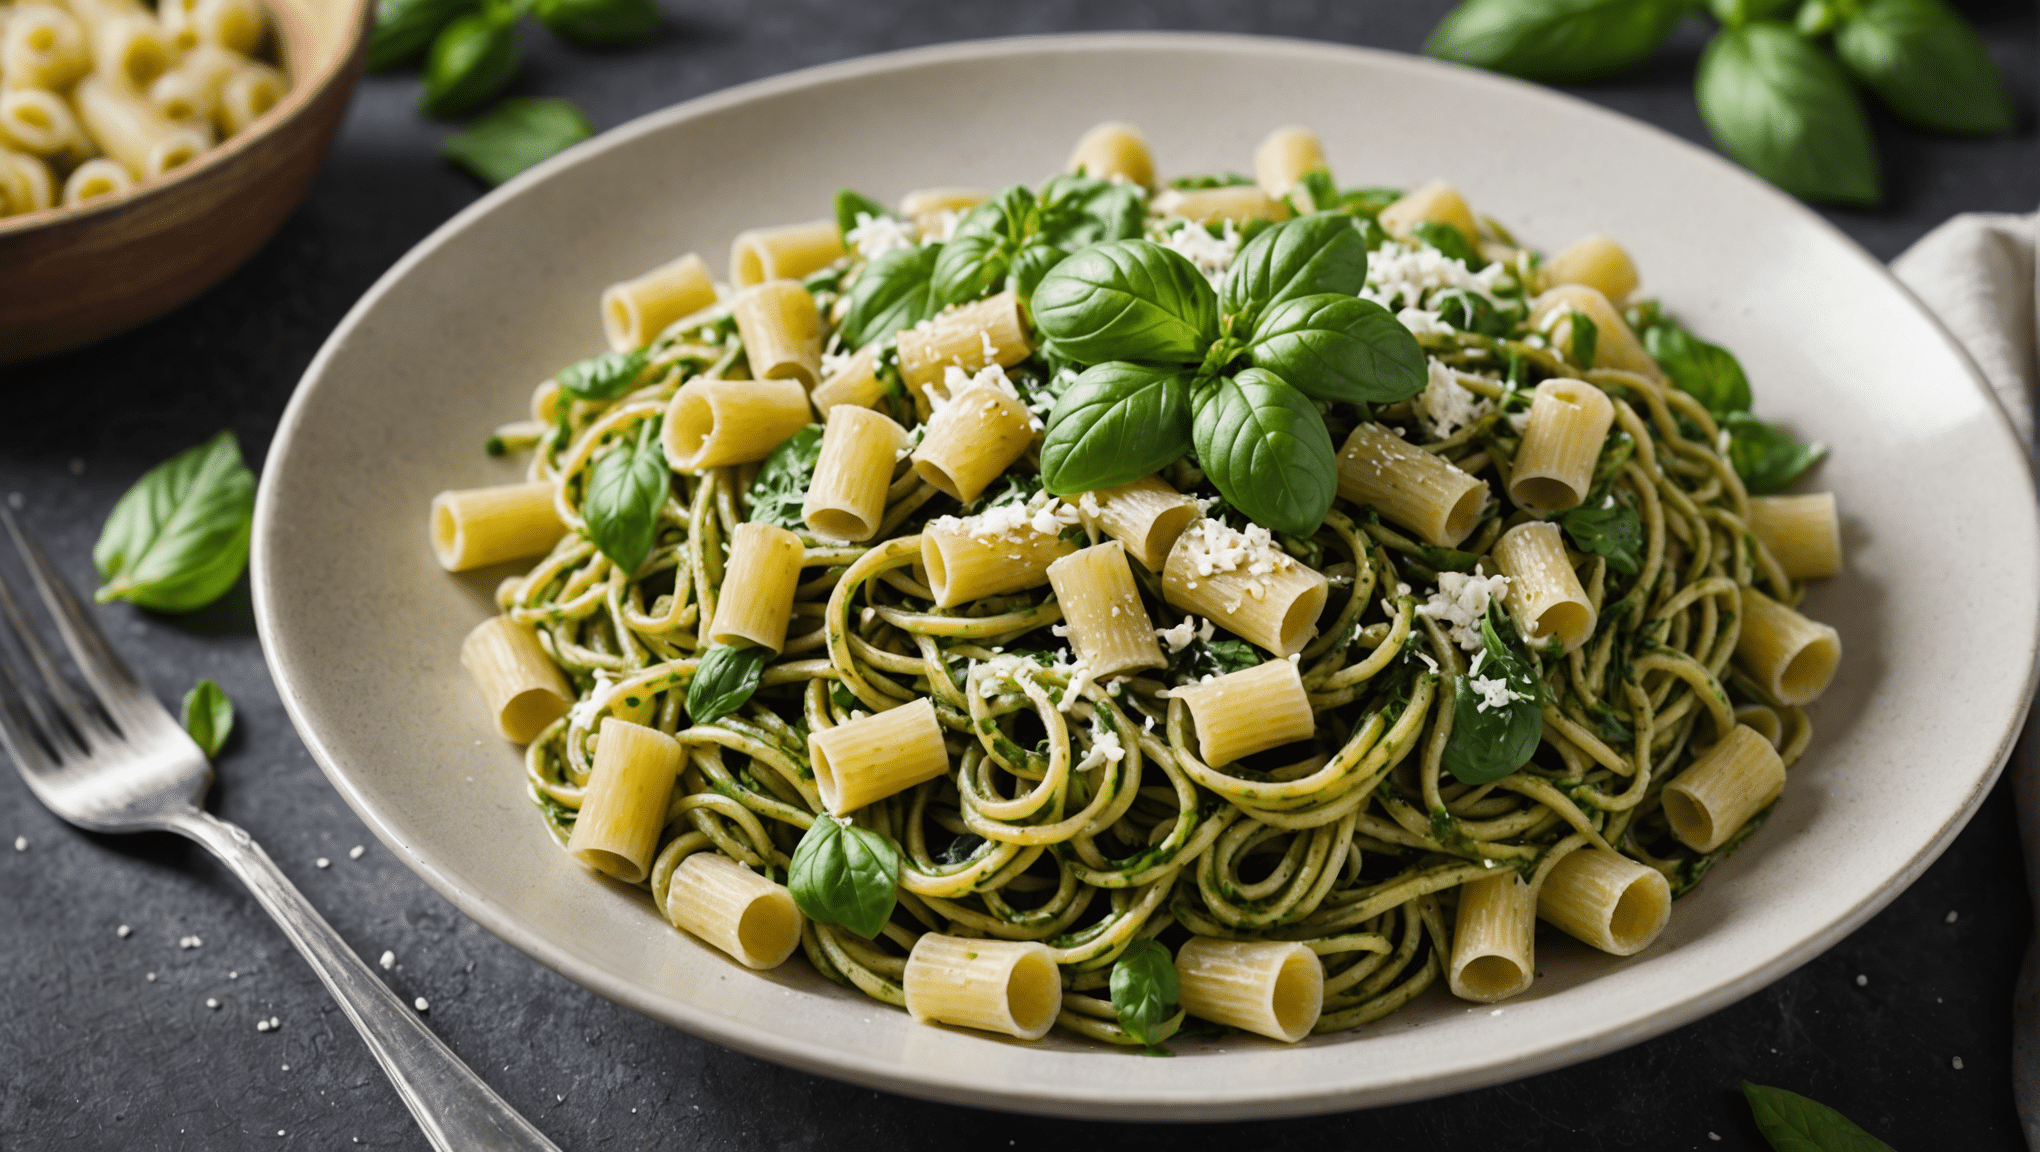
[252,33,2040,1119]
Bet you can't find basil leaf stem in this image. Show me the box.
[1742,1081,1896,1151]
[1695,21,1880,205]
[1190,368,1338,538]
[440,97,593,186]
[94,431,256,613]
[1109,938,1180,1051]
[686,642,769,724]
[182,679,235,759]
[1039,362,1195,495]
[1441,605,1545,785]
[581,417,667,576]
[788,815,900,940]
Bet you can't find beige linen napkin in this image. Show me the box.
[1891,211,2039,445]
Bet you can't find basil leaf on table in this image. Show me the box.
[421,4,521,117]
[555,347,649,402]
[531,0,661,47]
[930,228,1012,309]
[1219,213,1370,324]
[788,815,900,940]
[582,418,668,576]
[1424,0,1696,84]
[745,424,824,531]
[1643,318,1750,417]
[1109,938,1180,1050]
[1441,605,1544,786]
[1742,1081,1896,1152]
[440,97,593,186]
[1412,220,1485,269]
[834,189,899,240]
[1190,368,1338,538]
[1832,0,2014,136]
[366,0,477,72]
[1695,22,1880,205]
[840,244,940,349]
[1569,312,1599,370]
[1559,501,1643,575]
[182,679,235,759]
[686,641,769,724]
[1247,294,1427,404]
[94,431,256,613]
[1032,240,1218,365]
[1039,363,1194,495]
[1724,411,1827,495]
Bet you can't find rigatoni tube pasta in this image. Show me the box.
[1253,126,1326,202]
[1542,234,1640,303]
[729,219,844,288]
[62,157,132,205]
[0,148,53,214]
[1174,658,1315,767]
[1735,587,1841,706]
[73,75,207,180]
[1336,423,1488,548]
[1046,542,1165,679]
[1174,938,1323,1043]
[664,852,803,970]
[921,502,1078,609]
[1377,178,1479,248]
[663,377,811,472]
[1081,475,1198,572]
[730,279,823,387]
[896,292,1033,397]
[0,89,94,166]
[810,344,886,415]
[1510,378,1615,514]
[2,5,91,92]
[803,405,909,543]
[460,615,574,743]
[709,522,803,653]
[911,385,1035,503]
[567,718,683,884]
[1152,184,1288,224]
[1161,518,1328,658]
[899,187,988,236]
[1448,872,1535,1003]
[431,481,567,572]
[1064,121,1153,188]
[1536,848,1671,956]
[1492,521,1595,654]
[1528,285,1659,378]
[809,697,950,815]
[1747,494,1841,580]
[1663,724,1785,853]
[602,252,717,352]
[903,935,1062,1041]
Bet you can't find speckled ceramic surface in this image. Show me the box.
[250,33,2040,1120]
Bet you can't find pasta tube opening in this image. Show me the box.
[1336,423,1488,548]
[665,852,804,970]
[904,935,1062,1041]
[1536,848,1670,956]
[62,157,131,205]
[1492,521,1595,653]
[430,481,567,572]
[1174,938,1323,1043]
[808,697,950,815]
[1735,587,1841,706]
[460,616,574,743]
[567,718,683,883]
[1509,379,1615,514]
[663,377,811,472]
[921,504,1077,609]
[1175,658,1316,768]
[602,252,716,352]
[1663,724,1785,853]
[911,385,1036,503]
[1448,872,1534,1003]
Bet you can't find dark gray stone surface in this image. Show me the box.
[1,1,2035,1147]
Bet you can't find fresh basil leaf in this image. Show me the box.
[1795,0,1840,35]
[1696,22,1880,205]
[1038,174,1146,250]
[1644,319,1751,417]
[1559,501,1643,575]
[1247,294,1427,404]
[94,431,255,613]
[1433,289,1518,338]
[1290,169,1338,216]
[420,4,520,118]
[841,244,940,349]
[367,0,478,72]
[1710,0,1794,24]
[1219,214,1370,324]
[182,678,235,759]
[835,189,899,241]
[1165,633,1264,684]
[929,229,1010,309]
[1039,362,1194,495]
[1425,0,1696,83]
[1007,239,1070,303]
[1569,312,1599,370]
[582,418,667,575]
[1170,173,1255,190]
[1033,240,1219,365]
[1832,0,2013,136]
[531,0,660,47]
[1109,938,1180,1049]
[440,97,592,186]
[1190,368,1338,537]
[788,815,900,940]
[1743,1082,1896,1152]
[686,641,769,724]
[1724,411,1828,495]
[1338,186,1403,218]
[745,424,823,531]
[555,347,649,402]
[1441,604,1544,785]
[1413,220,1485,269]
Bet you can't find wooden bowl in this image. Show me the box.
[0,0,373,363]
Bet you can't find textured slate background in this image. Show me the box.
[2,2,2036,1148]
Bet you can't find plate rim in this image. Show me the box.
[251,29,2040,1119]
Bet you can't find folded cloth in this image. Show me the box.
[1891,211,2039,448]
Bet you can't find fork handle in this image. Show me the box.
[169,809,564,1152]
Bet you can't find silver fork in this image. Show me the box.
[0,511,563,1152]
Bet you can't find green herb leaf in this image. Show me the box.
[1247,294,1427,404]
[1038,174,1146,250]
[1033,240,1218,365]
[835,189,900,241]
[1696,22,1880,205]
[1191,368,1338,537]
[182,679,235,759]
[1424,0,1696,83]
[840,244,940,350]
[1169,173,1255,190]
[420,5,521,118]
[582,418,667,575]
[1338,186,1403,218]
[555,347,649,402]
[1724,411,1828,495]
[1412,219,1486,269]
[1710,0,1795,25]
[1290,169,1338,216]
[1643,318,1751,417]
[1743,1082,1897,1152]
[1007,239,1071,303]
[1164,632,1262,684]
[686,642,769,724]
[746,424,823,531]
[94,431,256,613]
[367,0,478,72]
[1039,362,1194,495]
[1110,939,1180,1048]
[930,228,1012,309]
[788,815,900,940]
[1220,214,1370,323]
[1559,500,1643,575]
[531,0,660,46]
[1442,604,1544,785]
[439,97,592,186]
[1832,0,2013,136]
[1795,0,1840,36]
[1569,312,1599,370]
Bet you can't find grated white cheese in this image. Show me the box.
[1415,572,1511,652]
[1361,240,1512,315]
[929,490,1077,547]
[1395,308,1456,337]
[1155,614,1215,654]
[1417,359,1492,440]
[1158,219,1241,286]
[1468,673,1521,712]
[845,211,918,261]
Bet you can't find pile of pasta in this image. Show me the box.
[431,123,1844,1048]
[0,0,281,216]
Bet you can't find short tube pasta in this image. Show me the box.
[1542,234,1640,303]
[1161,518,1328,658]
[1509,378,1616,514]
[664,853,803,970]
[1253,125,1327,202]
[1064,121,1153,188]
[460,615,574,743]
[191,0,265,53]
[809,697,950,815]
[1536,848,1671,956]
[602,252,716,352]
[74,75,206,179]
[1735,587,1841,706]
[730,280,823,387]
[567,718,684,883]
[809,344,887,414]
[1492,521,1595,654]
[662,377,811,472]
[899,187,986,236]
[921,508,1077,609]
[1081,475,1199,571]
[1528,285,1658,378]
[0,89,94,165]
[1336,423,1489,548]
[2,5,90,92]
[148,67,215,131]
[215,60,283,135]
[729,219,844,288]
[62,157,130,205]
[1662,724,1785,853]
[430,481,567,572]
[1747,494,1841,580]
[904,934,1062,1041]
[1046,542,1166,678]
[802,405,909,543]
[910,385,1035,503]
[1174,938,1323,1043]
[1174,658,1315,766]
[896,292,1033,397]
[0,147,53,214]
[1153,184,1288,224]
[1378,178,1479,248]
[708,522,803,653]
[1448,872,1535,1003]
[89,10,171,91]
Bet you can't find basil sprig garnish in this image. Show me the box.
[1192,369,1339,538]
[1109,939,1180,1053]
[929,178,1146,310]
[1558,501,1643,575]
[834,189,902,240]
[686,642,770,724]
[1742,1081,1896,1151]
[556,347,650,402]
[182,679,235,759]
[1424,0,1696,83]
[788,815,900,940]
[94,430,256,614]
[839,244,941,350]
[1034,362,1193,493]
[1441,604,1544,786]
[745,424,823,531]
[581,417,667,576]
